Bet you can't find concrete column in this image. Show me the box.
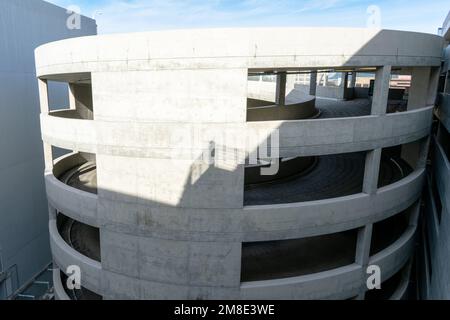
[363,149,382,195]
[355,224,373,299]
[342,72,350,100]
[43,143,53,171]
[38,78,49,114]
[276,72,287,106]
[309,71,317,96]
[371,66,391,115]
[408,67,431,110]
[68,84,77,110]
[351,72,357,88]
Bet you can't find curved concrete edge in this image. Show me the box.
[52,267,71,300]
[389,260,413,300]
[241,226,416,300]
[240,264,361,300]
[49,219,102,294]
[247,98,318,121]
[369,226,416,283]
[242,169,424,242]
[98,170,424,243]
[249,106,433,158]
[35,28,443,77]
[46,153,98,227]
[436,93,450,133]
[41,107,433,159]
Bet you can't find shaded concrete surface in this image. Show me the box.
[317,98,371,118]
[365,266,404,300]
[241,208,410,283]
[60,271,102,300]
[52,98,413,297]
[59,162,97,194]
[244,153,411,205]
[57,214,100,262]
[370,210,410,256]
[241,230,358,282]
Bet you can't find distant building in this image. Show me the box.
[0,0,96,299]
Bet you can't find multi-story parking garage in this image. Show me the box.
[419,12,450,299]
[35,28,443,300]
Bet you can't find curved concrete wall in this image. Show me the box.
[246,99,318,121]
[49,219,102,294]
[36,28,439,300]
[41,106,432,159]
[241,224,416,300]
[46,153,98,227]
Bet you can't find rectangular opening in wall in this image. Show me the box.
[45,73,93,120]
[47,80,69,111]
[52,150,97,195]
[69,77,94,120]
[370,207,411,256]
[51,146,72,162]
[240,229,358,282]
[386,70,409,114]
[378,138,427,188]
[57,212,101,263]
[244,151,367,206]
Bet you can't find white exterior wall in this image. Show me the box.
[0,0,96,299]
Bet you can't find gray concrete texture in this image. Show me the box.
[35,28,442,299]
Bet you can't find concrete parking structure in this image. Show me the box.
[36,27,442,299]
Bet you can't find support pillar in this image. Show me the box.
[309,71,317,96]
[275,72,287,106]
[371,66,391,115]
[351,72,357,88]
[38,78,49,114]
[363,148,382,195]
[355,224,373,299]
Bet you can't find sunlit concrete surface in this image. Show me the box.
[36,27,441,300]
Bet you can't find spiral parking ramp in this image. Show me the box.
[38,28,439,300]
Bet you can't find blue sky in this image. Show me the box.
[46,0,449,35]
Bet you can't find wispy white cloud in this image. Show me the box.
[45,0,449,34]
